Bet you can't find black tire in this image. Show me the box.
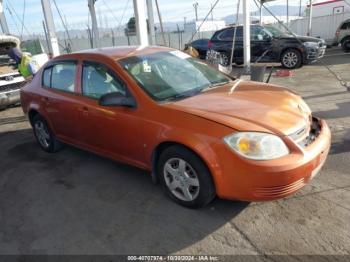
[281,49,302,69]
[32,114,62,153]
[157,145,216,208]
[341,37,350,53]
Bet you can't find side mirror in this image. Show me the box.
[99,92,136,108]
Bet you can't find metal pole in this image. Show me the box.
[41,0,60,56]
[243,0,251,72]
[42,20,51,54]
[133,0,149,46]
[146,0,156,45]
[211,4,214,21]
[287,0,289,26]
[299,0,302,16]
[155,0,166,45]
[88,0,100,48]
[307,0,313,36]
[259,2,263,26]
[193,2,198,21]
[0,0,10,34]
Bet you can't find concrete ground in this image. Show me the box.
[0,47,349,256]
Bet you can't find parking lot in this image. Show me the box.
[0,47,349,256]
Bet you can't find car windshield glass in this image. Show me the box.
[265,26,291,37]
[119,51,230,101]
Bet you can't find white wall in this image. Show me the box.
[312,0,350,17]
[289,11,350,43]
[184,20,226,32]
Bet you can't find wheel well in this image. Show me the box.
[28,109,39,126]
[151,141,211,184]
[341,36,350,44]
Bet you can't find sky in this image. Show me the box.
[4,0,309,35]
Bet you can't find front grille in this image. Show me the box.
[298,117,321,147]
[0,80,27,93]
[253,178,306,198]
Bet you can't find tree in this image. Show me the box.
[125,17,136,36]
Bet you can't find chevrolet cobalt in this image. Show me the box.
[20,46,331,208]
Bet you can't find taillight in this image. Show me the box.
[335,30,340,37]
[208,40,213,49]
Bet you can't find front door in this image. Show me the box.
[76,60,144,166]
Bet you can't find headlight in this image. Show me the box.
[223,132,289,160]
[303,41,318,48]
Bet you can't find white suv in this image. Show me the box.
[334,19,350,52]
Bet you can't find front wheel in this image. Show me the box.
[32,114,62,153]
[158,145,215,208]
[281,49,302,69]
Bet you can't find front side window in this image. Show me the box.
[251,26,273,40]
[50,63,76,92]
[119,51,230,101]
[82,62,126,99]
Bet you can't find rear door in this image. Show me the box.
[41,61,81,142]
[213,27,244,62]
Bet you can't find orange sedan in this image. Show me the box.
[20,46,331,208]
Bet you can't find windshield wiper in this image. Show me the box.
[163,88,203,102]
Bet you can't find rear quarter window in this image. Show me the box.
[42,67,52,87]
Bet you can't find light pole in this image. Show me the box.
[146,0,156,45]
[243,0,251,72]
[133,0,149,46]
[307,0,313,36]
[88,0,100,48]
[41,0,60,56]
[193,2,198,21]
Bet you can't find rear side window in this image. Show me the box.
[218,27,243,41]
[42,62,77,93]
[51,64,76,92]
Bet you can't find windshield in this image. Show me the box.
[265,26,291,38]
[119,51,230,101]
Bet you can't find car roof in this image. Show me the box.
[57,45,175,61]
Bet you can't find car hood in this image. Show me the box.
[278,35,323,44]
[164,80,311,136]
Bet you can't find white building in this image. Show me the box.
[184,20,226,32]
[311,0,350,17]
[289,0,350,44]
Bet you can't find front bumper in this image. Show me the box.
[0,89,21,108]
[305,45,326,61]
[214,118,331,201]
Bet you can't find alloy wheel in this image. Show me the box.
[282,51,298,68]
[34,120,51,148]
[163,158,200,202]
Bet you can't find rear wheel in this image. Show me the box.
[158,145,215,208]
[32,114,62,153]
[341,37,350,53]
[281,49,302,69]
